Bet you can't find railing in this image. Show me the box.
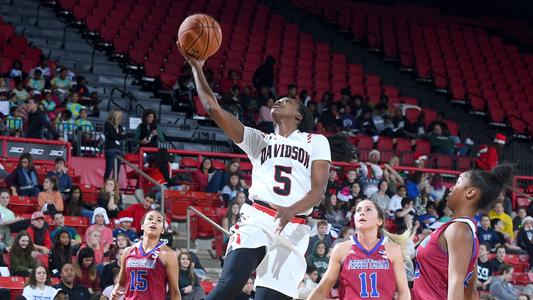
[0,136,71,165]
[186,206,230,251]
[113,155,164,215]
[107,87,137,113]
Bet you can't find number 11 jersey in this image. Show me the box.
[124,241,167,299]
[237,127,331,215]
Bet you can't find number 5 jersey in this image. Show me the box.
[124,241,168,299]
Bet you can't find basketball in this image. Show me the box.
[177,14,222,60]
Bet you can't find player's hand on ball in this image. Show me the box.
[110,285,125,300]
[272,204,297,233]
[177,43,205,69]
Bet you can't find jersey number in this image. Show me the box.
[129,270,148,291]
[273,166,292,196]
[359,272,379,298]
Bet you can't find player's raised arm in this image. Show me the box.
[111,246,133,300]
[306,242,344,300]
[388,243,411,300]
[179,47,245,143]
[162,246,181,300]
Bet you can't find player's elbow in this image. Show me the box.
[314,193,325,206]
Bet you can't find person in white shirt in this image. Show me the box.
[388,185,407,217]
[22,266,58,300]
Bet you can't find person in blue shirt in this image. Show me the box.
[418,202,438,228]
[46,158,73,194]
[477,214,502,251]
[112,215,138,242]
[50,213,81,248]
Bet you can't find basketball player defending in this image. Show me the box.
[179,50,331,299]
[111,210,180,300]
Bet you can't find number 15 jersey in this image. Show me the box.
[236,127,331,215]
[124,241,167,299]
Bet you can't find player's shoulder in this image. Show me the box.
[158,244,178,265]
[331,239,353,257]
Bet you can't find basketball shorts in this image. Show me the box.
[226,202,310,298]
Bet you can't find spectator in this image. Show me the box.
[85,208,113,254]
[327,167,340,194]
[135,109,165,149]
[26,69,45,93]
[349,182,365,206]
[82,230,104,265]
[395,197,416,227]
[112,213,138,242]
[73,247,99,293]
[26,211,52,254]
[409,112,426,138]
[297,265,318,299]
[319,102,339,132]
[50,213,81,247]
[48,229,73,278]
[9,230,39,276]
[32,57,51,80]
[356,108,378,139]
[476,133,506,171]
[75,108,94,132]
[405,172,423,200]
[146,149,179,189]
[22,266,57,300]
[178,252,206,300]
[114,233,131,250]
[427,111,450,135]
[516,216,533,268]
[489,201,514,240]
[418,202,438,229]
[429,174,446,202]
[51,67,72,102]
[339,104,357,132]
[490,246,507,272]
[438,206,452,223]
[388,185,407,217]
[235,277,255,300]
[307,220,333,255]
[513,207,528,233]
[25,98,61,140]
[222,201,241,237]
[101,269,120,300]
[372,103,394,137]
[100,248,122,291]
[55,110,76,141]
[489,264,519,300]
[234,191,247,205]
[325,194,348,230]
[257,96,274,126]
[0,188,28,237]
[65,93,83,118]
[492,218,524,253]
[64,186,94,218]
[477,243,494,291]
[429,124,454,155]
[97,178,122,218]
[306,241,329,279]
[38,176,64,215]
[382,159,404,193]
[252,55,275,91]
[46,158,73,194]
[103,109,126,180]
[53,263,91,300]
[0,77,9,100]
[40,92,57,123]
[478,214,501,251]
[72,76,90,97]
[370,180,390,212]
[221,173,245,203]
[391,107,410,138]
[358,150,383,197]
[339,169,358,191]
[122,192,154,234]
[6,105,23,136]
[191,158,214,192]
[220,69,240,94]
[413,152,428,168]
[331,226,355,248]
[12,80,30,102]
[7,153,40,197]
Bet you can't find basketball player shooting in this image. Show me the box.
[178,47,331,300]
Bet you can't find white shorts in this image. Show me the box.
[226,203,311,298]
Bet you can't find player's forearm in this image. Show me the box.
[190,66,220,113]
[290,189,325,215]
[398,289,411,300]
[306,285,330,300]
[169,290,181,300]
[447,279,465,300]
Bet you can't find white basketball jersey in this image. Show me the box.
[236,127,331,215]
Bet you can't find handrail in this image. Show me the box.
[107,87,137,112]
[113,155,165,215]
[186,206,230,251]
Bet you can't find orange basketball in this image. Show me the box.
[177,14,222,60]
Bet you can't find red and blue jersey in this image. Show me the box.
[124,241,168,299]
[338,235,396,300]
[412,217,478,299]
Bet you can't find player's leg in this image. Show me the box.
[205,246,266,300]
[255,286,292,300]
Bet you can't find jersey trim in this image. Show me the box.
[351,234,385,256]
[138,241,165,257]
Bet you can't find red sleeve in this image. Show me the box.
[191,170,208,189]
[44,230,52,248]
[26,227,35,243]
[487,148,499,170]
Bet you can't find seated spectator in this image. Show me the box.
[327,167,340,193]
[222,201,241,240]
[74,247,99,293]
[349,182,365,206]
[22,265,58,299]
[82,230,104,265]
[438,206,452,223]
[256,96,274,133]
[490,245,507,272]
[97,178,122,218]
[9,230,39,276]
[395,197,416,227]
[0,77,9,100]
[51,67,72,102]
[220,69,240,94]
[175,247,207,281]
[101,268,119,299]
[26,69,45,93]
[405,171,423,200]
[8,59,24,80]
[65,186,94,218]
[40,92,57,121]
[6,105,23,136]
[370,180,390,212]
[48,229,73,278]
[388,185,407,217]
[339,104,357,132]
[178,252,206,300]
[112,213,138,242]
[513,207,528,234]
[114,232,131,250]
[54,263,91,300]
[75,108,94,132]
[306,241,329,279]
[0,188,29,238]
[235,277,255,300]
[418,202,438,229]
[429,124,454,154]
[25,98,61,140]
[516,216,533,268]
[38,176,64,215]
[7,153,40,197]
[307,220,333,255]
[134,109,165,149]
[489,264,520,300]
[478,214,501,251]
[391,107,410,138]
[55,109,76,141]
[46,158,73,194]
[122,193,155,234]
[331,226,355,248]
[429,174,446,202]
[233,191,247,206]
[100,248,122,291]
[50,213,81,247]
[373,103,394,137]
[356,108,378,139]
[221,173,245,204]
[85,208,113,253]
[382,158,404,193]
[12,80,30,102]
[489,202,515,241]
[477,243,494,291]
[339,168,358,191]
[319,102,340,132]
[26,211,52,254]
[72,76,89,97]
[325,194,348,230]
[191,158,214,192]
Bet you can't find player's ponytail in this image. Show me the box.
[382,229,411,264]
[468,163,514,210]
[327,133,358,163]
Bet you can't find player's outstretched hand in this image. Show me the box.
[177,42,205,69]
[272,204,297,234]
[110,285,125,300]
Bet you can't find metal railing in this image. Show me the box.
[186,206,230,251]
[113,155,165,215]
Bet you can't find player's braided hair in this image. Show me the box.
[327,133,359,162]
[297,101,314,133]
